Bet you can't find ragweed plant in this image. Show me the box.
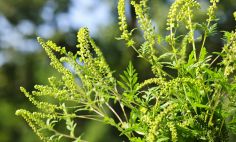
[16,0,236,141]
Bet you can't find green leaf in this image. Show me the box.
[192,103,210,109]
[117,62,139,95]
[117,80,128,90]
[187,50,196,66]
[199,46,207,61]
[157,52,174,61]
[156,137,170,142]
[207,23,217,36]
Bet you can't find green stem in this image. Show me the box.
[170,27,178,63]
[105,102,123,124]
[188,7,197,61]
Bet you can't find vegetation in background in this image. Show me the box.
[16,0,236,141]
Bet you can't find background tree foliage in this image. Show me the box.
[0,0,235,142]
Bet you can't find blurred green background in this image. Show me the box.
[0,0,235,142]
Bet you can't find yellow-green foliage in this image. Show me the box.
[16,0,236,142]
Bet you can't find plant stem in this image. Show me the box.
[105,102,123,124]
[188,6,197,61]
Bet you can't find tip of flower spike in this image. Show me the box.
[15,110,21,115]
[37,37,41,41]
[78,27,89,38]
[20,86,25,92]
[15,109,25,116]
[78,27,89,34]
[37,37,44,43]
